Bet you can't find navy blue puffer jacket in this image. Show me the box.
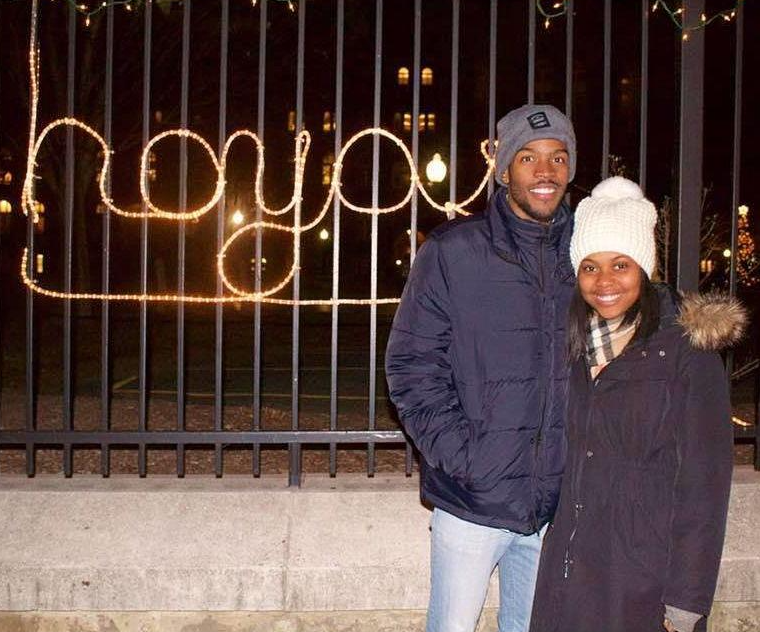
[386,190,575,534]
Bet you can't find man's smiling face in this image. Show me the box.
[503,138,570,223]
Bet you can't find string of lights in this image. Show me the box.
[536,0,567,19]
[538,0,742,34]
[31,0,743,35]
[50,0,297,26]
[651,0,741,40]
[21,0,495,306]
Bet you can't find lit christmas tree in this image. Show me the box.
[737,205,759,287]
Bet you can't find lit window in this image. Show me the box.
[427,113,436,131]
[36,254,44,274]
[322,153,335,186]
[403,113,412,132]
[398,67,410,85]
[0,199,11,214]
[322,111,333,133]
[421,67,433,85]
[2,171,11,185]
[418,114,426,132]
[287,110,296,132]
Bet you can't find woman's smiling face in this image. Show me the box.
[577,252,642,320]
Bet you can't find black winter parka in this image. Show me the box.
[385,190,575,534]
[529,289,743,632]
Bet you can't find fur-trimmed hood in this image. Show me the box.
[677,292,748,351]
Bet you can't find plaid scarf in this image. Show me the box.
[586,313,638,370]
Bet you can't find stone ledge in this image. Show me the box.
[0,467,757,628]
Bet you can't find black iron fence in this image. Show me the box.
[0,0,757,483]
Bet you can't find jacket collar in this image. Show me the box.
[486,188,575,278]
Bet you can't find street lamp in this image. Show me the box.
[426,153,447,183]
[723,248,732,259]
[319,228,330,241]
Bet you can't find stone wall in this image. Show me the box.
[0,468,757,631]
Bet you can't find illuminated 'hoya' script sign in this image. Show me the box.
[21,10,495,306]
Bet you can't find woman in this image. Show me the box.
[529,177,746,632]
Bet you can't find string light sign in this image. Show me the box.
[21,3,495,307]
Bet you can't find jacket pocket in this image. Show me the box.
[464,429,527,493]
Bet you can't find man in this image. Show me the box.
[385,104,577,632]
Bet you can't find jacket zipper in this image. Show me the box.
[533,234,548,532]
[562,362,595,579]
[496,236,551,534]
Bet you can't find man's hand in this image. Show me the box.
[663,617,677,632]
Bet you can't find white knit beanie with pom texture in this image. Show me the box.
[570,176,658,277]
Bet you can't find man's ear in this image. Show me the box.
[501,169,510,186]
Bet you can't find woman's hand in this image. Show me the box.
[663,617,677,632]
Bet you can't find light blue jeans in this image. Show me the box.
[426,508,545,632]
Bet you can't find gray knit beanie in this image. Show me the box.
[496,104,576,185]
[570,176,658,277]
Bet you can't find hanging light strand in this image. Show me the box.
[651,0,742,35]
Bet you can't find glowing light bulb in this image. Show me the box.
[319,228,329,241]
[738,205,748,217]
[723,248,732,258]
[231,210,245,225]
[426,153,447,183]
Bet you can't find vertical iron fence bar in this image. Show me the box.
[727,1,743,403]
[289,0,306,487]
[253,0,268,477]
[100,1,115,477]
[329,0,345,477]
[601,0,611,179]
[25,0,40,477]
[565,0,573,119]
[215,0,230,478]
[756,355,760,470]
[63,3,76,477]
[176,0,191,478]
[138,0,153,477]
[639,0,649,192]
[487,0,496,197]
[448,0,458,220]
[676,0,705,293]
[411,0,420,261]
[407,0,422,476]
[728,3,743,300]
[0,1,3,452]
[367,0,383,478]
[527,0,535,105]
